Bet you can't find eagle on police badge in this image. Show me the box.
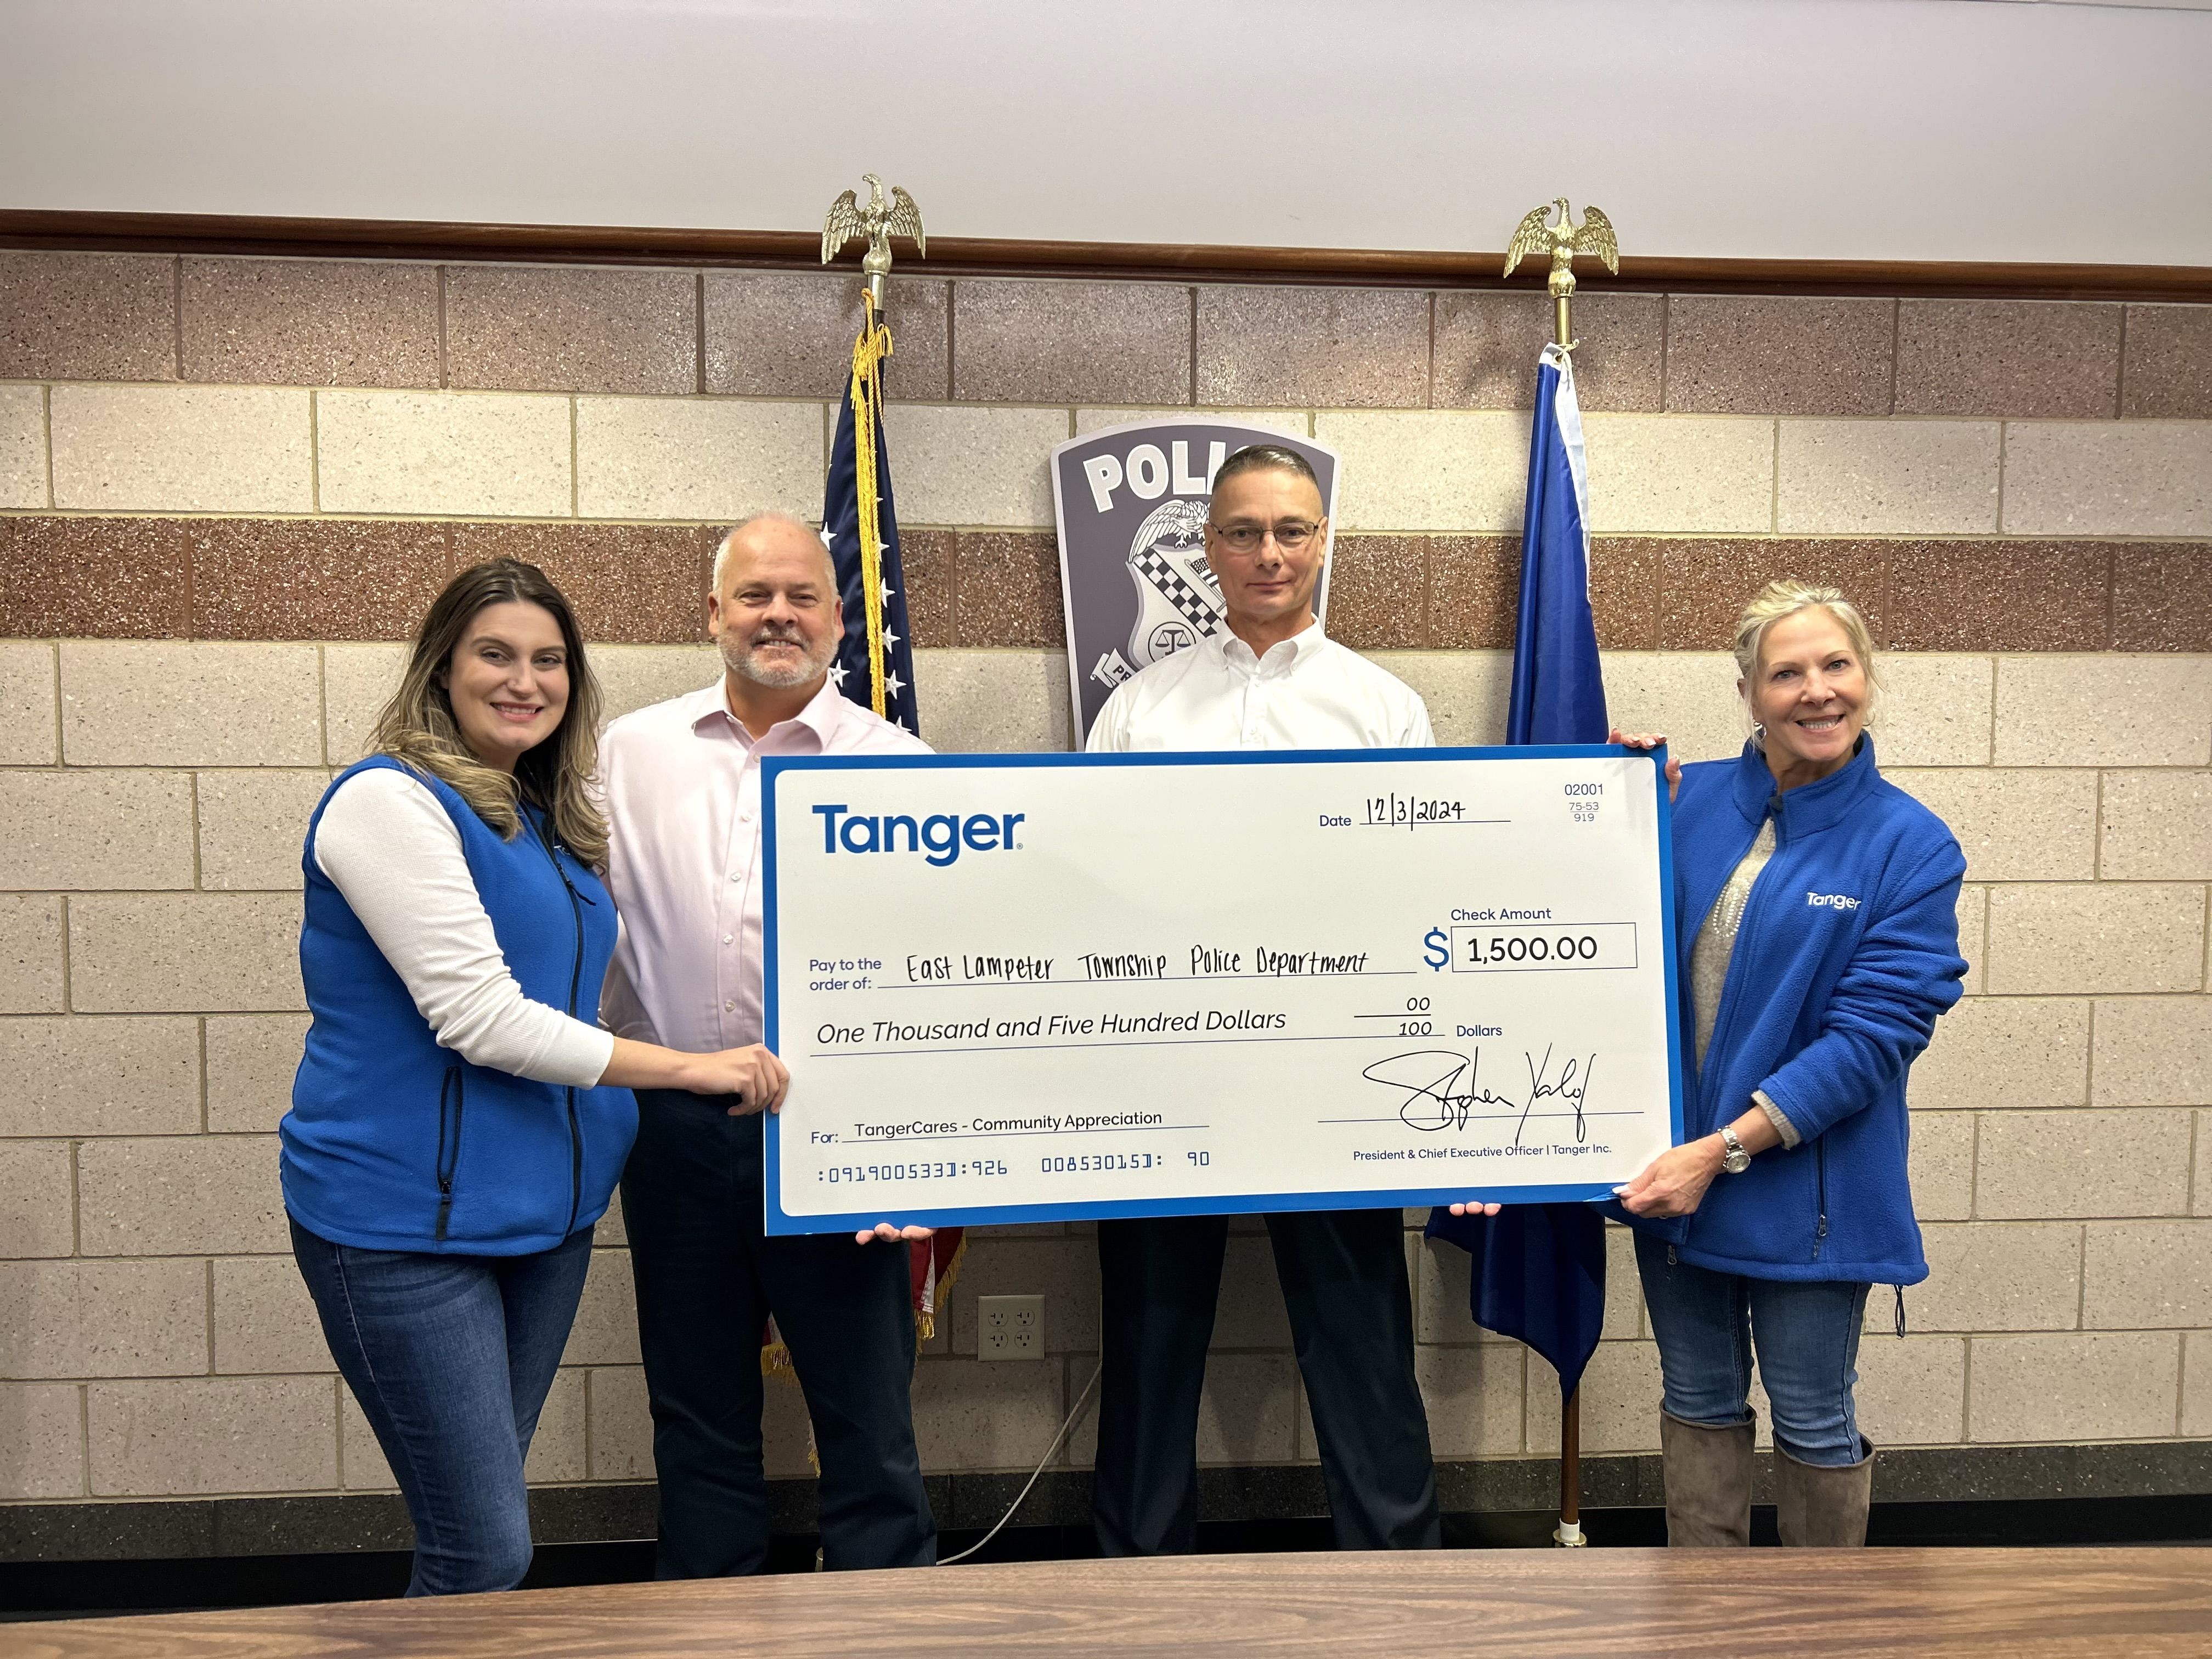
[1122,498,1223,669]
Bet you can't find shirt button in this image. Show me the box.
[729,872,740,882]
[723,934,733,945]
[723,1000,735,1012]
[740,809,754,824]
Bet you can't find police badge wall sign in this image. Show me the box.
[1050,418,1340,745]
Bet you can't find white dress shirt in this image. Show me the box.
[597,675,928,1053]
[313,767,616,1086]
[1085,622,1434,753]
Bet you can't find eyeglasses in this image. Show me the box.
[1206,519,1322,555]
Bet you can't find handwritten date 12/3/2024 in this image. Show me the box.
[1320,793,1488,830]
[1317,781,1605,832]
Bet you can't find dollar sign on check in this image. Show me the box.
[1422,927,1449,971]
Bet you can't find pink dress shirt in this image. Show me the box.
[597,676,929,1054]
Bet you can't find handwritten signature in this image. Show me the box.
[1360,1046,1596,1146]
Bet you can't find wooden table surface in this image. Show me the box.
[10,1547,2211,1658]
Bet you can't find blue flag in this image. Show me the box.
[822,311,920,735]
[1425,342,1609,1401]
[1506,344,1606,747]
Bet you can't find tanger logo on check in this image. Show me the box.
[1806,891,1861,910]
[811,804,1027,868]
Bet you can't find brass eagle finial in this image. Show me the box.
[822,174,927,312]
[1503,199,1621,352]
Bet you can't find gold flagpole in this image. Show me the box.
[1559,1387,1583,1548]
[821,174,927,716]
[1504,198,1619,1548]
[817,173,967,1358]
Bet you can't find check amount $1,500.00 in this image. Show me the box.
[1421,921,1641,973]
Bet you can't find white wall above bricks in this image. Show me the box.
[7,3,2212,266]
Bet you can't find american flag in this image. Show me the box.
[817,304,962,1343]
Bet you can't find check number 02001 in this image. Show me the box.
[1421,921,1640,973]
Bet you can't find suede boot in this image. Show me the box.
[1659,1409,1754,1547]
[1775,1438,1874,1547]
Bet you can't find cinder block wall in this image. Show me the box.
[1,250,2209,1514]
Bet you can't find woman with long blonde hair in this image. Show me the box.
[1453,579,1967,1549]
[1611,580,1967,1548]
[282,558,791,1597]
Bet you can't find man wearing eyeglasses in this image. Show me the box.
[1082,444,1442,1556]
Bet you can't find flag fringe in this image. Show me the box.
[849,297,895,718]
[914,1229,968,1346]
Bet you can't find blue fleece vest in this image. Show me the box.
[1614,738,1967,1284]
[281,757,637,1255]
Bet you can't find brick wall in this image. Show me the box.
[1,250,2209,1513]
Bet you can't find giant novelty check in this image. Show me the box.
[762,748,1683,1234]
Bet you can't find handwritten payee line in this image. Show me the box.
[872,969,1419,991]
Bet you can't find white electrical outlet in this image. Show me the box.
[977,1294,1045,1361]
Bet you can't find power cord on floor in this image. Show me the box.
[938,1361,1103,1566]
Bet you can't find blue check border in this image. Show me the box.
[761,744,1684,1235]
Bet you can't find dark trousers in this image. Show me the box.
[290,1217,592,1596]
[1092,1208,1441,1555]
[622,1090,936,1577]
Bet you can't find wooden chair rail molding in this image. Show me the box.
[3,210,2209,301]
[15,1547,2212,1658]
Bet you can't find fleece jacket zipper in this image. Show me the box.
[533,813,589,1238]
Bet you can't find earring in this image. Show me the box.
[1751,721,1767,742]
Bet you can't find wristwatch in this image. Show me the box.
[1718,1127,1752,1175]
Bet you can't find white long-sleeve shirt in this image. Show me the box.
[313,767,617,1087]
[596,676,928,1053]
[1086,622,1434,753]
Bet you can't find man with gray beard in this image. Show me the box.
[596,512,937,1577]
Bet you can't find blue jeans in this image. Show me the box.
[290,1216,593,1596]
[1633,1231,1870,1467]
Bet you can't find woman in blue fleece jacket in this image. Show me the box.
[1613,580,1966,1550]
